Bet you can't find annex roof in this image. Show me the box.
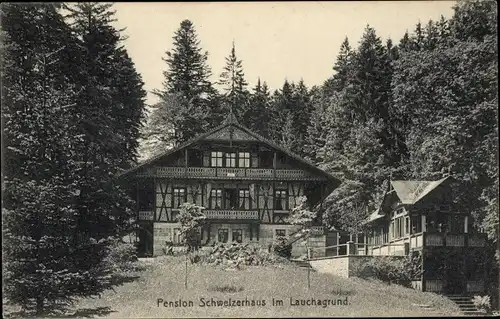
[390,176,450,205]
[363,176,453,225]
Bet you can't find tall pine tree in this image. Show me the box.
[247,78,271,137]
[146,19,217,149]
[218,41,250,122]
[64,2,140,239]
[2,4,117,314]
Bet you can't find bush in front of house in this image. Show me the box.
[103,237,143,273]
[199,242,289,268]
[272,236,292,259]
[352,253,423,287]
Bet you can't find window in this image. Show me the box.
[260,152,273,168]
[224,189,237,209]
[232,229,243,243]
[188,149,203,166]
[239,189,251,209]
[275,229,286,237]
[448,214,465,233]
[218,229,229,243]
[172,188,186,208]
[251,153,259,168]
[410,215,422,233]
[203,152,211,167]
[405,216,410,235]
[210,189,223,209]
[211,151,223,167]
[274,190,288,210]
[225,152,236,168]
[238,152,250,168]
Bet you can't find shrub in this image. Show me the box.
[351,253,422,287]
[272,236,292,259]
[202,242,289,268]
[104,238,141,273]
[472,295,491,313]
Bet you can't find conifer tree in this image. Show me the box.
[64,2,139,239]
[268,80,295,143]
[148,19,217,146]
[248,78,271,136]
[328,37,354,94]
[2,4,116,314]
[218,41,250,122]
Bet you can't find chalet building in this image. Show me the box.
[119,114,341,257]
[363,176,488,294]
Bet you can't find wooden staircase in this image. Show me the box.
[445,295,485,316]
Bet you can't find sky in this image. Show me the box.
[112,1,457,106]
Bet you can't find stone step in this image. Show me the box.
[462,311,485,316]
[458,305,479,309]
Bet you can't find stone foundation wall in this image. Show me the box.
[152,222,328,258]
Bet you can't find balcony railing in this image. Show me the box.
[423,232,486,247]
[137,166,325,181]
[203,210,259,220]
[365,232,487,254]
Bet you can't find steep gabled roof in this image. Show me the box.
[363,176,453,225]
[117,115,341,186]
[390,176,451,205]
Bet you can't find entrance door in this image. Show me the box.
[444,258,466,294]
[137,222,153,257]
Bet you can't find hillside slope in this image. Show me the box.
[14,256,463,317]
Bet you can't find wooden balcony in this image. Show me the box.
[137,166,325,181]
[367,232,487,255]
[203,209,259,221]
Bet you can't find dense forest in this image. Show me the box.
[142,1,498,249]
[1,1,497,315]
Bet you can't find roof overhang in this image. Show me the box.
[116,121,342,187]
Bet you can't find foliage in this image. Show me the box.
[247,78,271,137]
[103,238,142,273]
[152,19,218,146]
[199,243,290,268]
[218,41,250,121]
[391,0,498,246]
[273,236,293,259]
[175,203,207,252]
[2,3,145,314]
[472,295,492,313]
[352,253,423,287]
[286,196,318,247]
[268,80,313,157]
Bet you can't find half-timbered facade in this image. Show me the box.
[119,114,341,257]
[363,176,488,294]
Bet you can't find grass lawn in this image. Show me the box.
[4,256,463,318]
[59,256,461,318]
